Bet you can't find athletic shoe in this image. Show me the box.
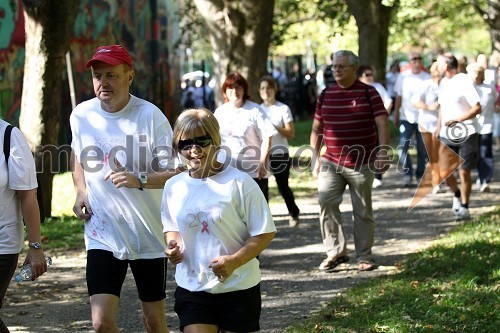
[403,175,412,187]
[479,183,490,193]
[372,178,382,189]
[431,185,441,194]
[289,216,300,227]
[452,197,461,213]
[455,207,471,220]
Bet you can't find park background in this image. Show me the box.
[0,0,498,232]
[1,1,499,332]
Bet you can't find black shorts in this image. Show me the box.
[0,253,19,309]
[440,133,479,170]
[86,249,167,302]
[174,284,261,332]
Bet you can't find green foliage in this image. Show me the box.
[40,216,85,250]
[285,208,500,333]
[272,0,349,47]
[289,118,313,148]
[36,173,83,250]
[178,0,492,72]
[272,0,352,62]
[389,0,490,56]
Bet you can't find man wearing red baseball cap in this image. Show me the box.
[70,44,176,332]
[85,44,133,69]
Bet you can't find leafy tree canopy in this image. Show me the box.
[390,0,490,59]
[178,0,492,71]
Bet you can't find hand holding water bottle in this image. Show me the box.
[14,256,52,282]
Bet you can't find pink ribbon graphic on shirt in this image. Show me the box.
[201,220,209,234]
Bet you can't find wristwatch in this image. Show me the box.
[28,242,43,249]
[138,173,148,190]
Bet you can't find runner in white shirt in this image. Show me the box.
[413,62,442,193]
[435,54,481,220]
[258,75,301,227]
[70,44,176,333]
[1,120,47,332]
[393,52,431,186]
[467,62,498,192]
[163,108,276,333]
[357,65,392,189]
[214,72,277,201]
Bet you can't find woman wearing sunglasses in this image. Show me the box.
[214,72,277,201]
[161,108,276,333]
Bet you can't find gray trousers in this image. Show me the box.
[317,159,375,262]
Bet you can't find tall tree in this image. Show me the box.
[472,0,500,63]
[345,0,399,82]
[192,0,275,104]
[20,0,80,217]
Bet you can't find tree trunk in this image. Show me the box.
[193,0,274,106]
[345,0,398,82]
[20,0,79,218]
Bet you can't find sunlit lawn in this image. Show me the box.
[286,208,500,333]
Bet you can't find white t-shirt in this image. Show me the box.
[474,82,497,135]
[417,79,440,133]
[214,100,277,178]
[438,74,481,139]
[371,82,392,111]
[395,70,431,123]
[70,95,174,260]
[260,101,293,155]
[161,165,276,293]
[385,71,400,97]
[0,120,38,254]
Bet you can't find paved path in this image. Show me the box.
[3,152,499,332]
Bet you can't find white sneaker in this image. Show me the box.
[372,178,382,189]
[431,185,441,194]
[403,175,412,187]
[479,182,490,193]
[289,216,300,227]
[475,179,481,190]
[455,207,471,220]
[452,197,461,213]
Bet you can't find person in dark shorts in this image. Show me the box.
[435,53,481,220]
[162,108,276,332]
[1,120,47,333]
[70,45,178,333]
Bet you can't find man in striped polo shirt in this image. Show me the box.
[310,50,390,272]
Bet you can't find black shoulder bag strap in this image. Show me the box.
[3,124,13,164]
[3,124,45,223]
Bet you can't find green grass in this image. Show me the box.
[40,215,85,250]
[285,208,500,333]
[290,118,314,148]
[38,172,83,250]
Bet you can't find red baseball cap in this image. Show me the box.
[85,45,133,69]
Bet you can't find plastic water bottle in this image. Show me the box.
[14,256,52,282]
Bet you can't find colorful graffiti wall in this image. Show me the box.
[0,0,175,141]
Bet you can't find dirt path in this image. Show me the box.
[3,153,499,332]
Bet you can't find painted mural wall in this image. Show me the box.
[0,0,178,142]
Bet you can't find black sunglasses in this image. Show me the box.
[178,135,212,151]
[410,57,422,61]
